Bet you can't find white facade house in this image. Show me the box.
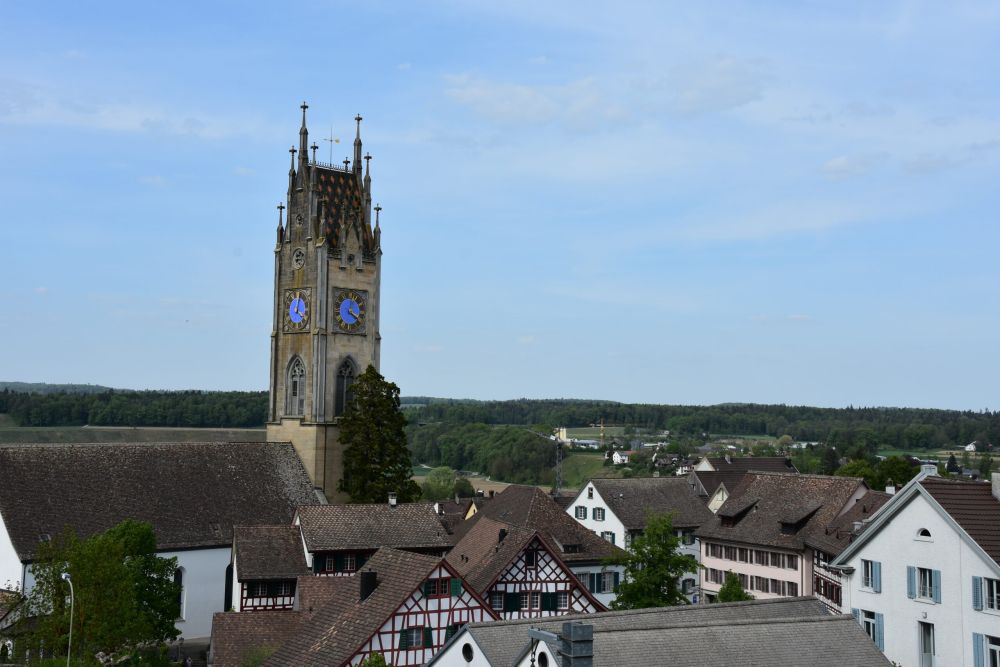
[832,471,1000,667]
[611,451,634,465]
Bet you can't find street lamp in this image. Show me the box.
[60,572,73,667]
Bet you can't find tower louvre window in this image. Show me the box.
[335,359,357,416]
[286,357,306,416]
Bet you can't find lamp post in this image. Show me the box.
[60,572,73,667]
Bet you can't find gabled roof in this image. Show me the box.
[0,442,317,559]
[705,456,798,473]
[315,166,374,256]
[805,491,891,556]
[586,478,714,530]
[430,597,891,667]
[476,485,625,563]
[295,502,452,552]
[446,516,541,593]
[832,473,1000,571]
[210,611,305,667]
[696,472,867,551]
[233,525,310,581]
[263,548,458,667]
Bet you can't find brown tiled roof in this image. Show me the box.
[263,548,444,667]
[233,525,310,581]
[0,442,317,559]
[806,491,892,556]
[697,473,867,550]
[295,502,452,552]
[446,516,538,593]
[705,456,798,473]
[210,610,305,667]
[921,476,1000,564]
[477,485,625,563]
[588,478,714,530]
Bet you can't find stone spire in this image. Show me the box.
[297,102,309,187]
[353,114,363,180]
[363,152,372,226]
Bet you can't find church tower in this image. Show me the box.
[266,103,382,502]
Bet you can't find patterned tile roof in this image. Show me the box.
[233,525,310,581]
[696,472,867,550]
[315,167,373,255]
[0,442,317,559]
[477,485,625,563]
[444,597,874,667]
[806,491,892,556]
[446,516,539,594]
[587,477,714,529]
[263,548,444,667]
[920,475,1000,564]
[295,502,453,552]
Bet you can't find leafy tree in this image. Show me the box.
[453,477,476,498]
[835,460,878,487]
[821,446,841,475]
[421,466,457,500]
[962,450,972,470]
[357,654,390,667]
[946,454,961,474]
[716,571,754,602]
[776,434,793,448]
[339,366,420,503]
[23,520,180,662]
[607,513,698,609]
[873,456,918,490]
[979,452,994,479]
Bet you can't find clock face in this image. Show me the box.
[334,290,367,333]
[283,289,310,332]
[291,248,306,269]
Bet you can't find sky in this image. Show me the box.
[1,1,998,410]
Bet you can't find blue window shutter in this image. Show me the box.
[932,569,942,603]
[451,578,463,597]
[972,576,983,611]
[973,633,985,667]
[851,608,860,623]
[906,566,916,599]
[399,628,409,650]
[588,573,597,593]
[874,613,884,652]
[613,571,621,591]
[423,627,433,648]
[873,561,882,593]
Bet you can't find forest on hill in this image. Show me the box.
[1,387,998,452]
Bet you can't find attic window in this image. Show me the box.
[916,528,932,541]
[563,544,581,554]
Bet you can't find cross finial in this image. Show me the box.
[310,143,318,162]
[355,114,362,127]
[364,152,371,165]
[277,202,285,222]
[343,158,350,170]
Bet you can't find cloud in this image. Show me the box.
[396,62,411,70]
[787,314,812,322]
[822,153,885,179]
[233,166,255,176]
[138,175,167,187]
[664,57,770,115]
[33,287,49,294]
[516,335,537,345]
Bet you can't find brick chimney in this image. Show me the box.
[920,464,939,478]
[559,622,593,667]
[992,473,1000,502]
[360,571,378,601]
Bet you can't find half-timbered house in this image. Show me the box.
[294,501,452,576]
[209,547,497,667]
[468,485,626,607]
[446,516,604,620]
[230,525,311,611]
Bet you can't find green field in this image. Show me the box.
[563,426,625,438]
[0,423,267,444]
[560,452,621,489]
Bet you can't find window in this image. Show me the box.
[593,508,606,521]
[342,554,356,573]
[590,571,620,594]
[737,547,750,563]
[918,567,935,600]
[784,554,798,570]
[587,487,594,499]
[273,581,292,597]
[248,581,267,597]
[919,622,935,666]
[682,578,695,595]
[575,506,588,520]
[519,591,540,610]
[707,568,724,585]
[424,577,451,598]
[770,579,784,596]
[286,357,306,416]
[752,576,769,593]
[754,550,769,566]
[724,546,737,561]
[862,610,876,641]
[987,578,1000,611]
[680,531,695,546]
[399,627,428,650]
[490,592,504,611]
[916,528,932,539]
[334,358,356,417]
[601,531,616,545]
[174,568,185,619]
[988,635,1000,667]
[708,543,724,559]
[524,550,537,569]
[786,581,798,596]
[861,559,881,592]
[556,591,569,609]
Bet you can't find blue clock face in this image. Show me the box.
[289,297,307,323]
[339,298,360,325]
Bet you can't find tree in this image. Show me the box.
[873,456,918,490]
[979,452,994,479]
[357,654,390,667]
[606,513,698,609]
[962,450,972,471]
[777,434,793,448]
[453,477,476,498]
[835,459,877,488]
[946,454,961,474]
[421,466,457,500]
[23,520,180,662]
[339,365,420,503]
[716,571,754,602]
[821,446,841,475]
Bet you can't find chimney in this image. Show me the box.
[388,492,397,508]
[489,490,496,498]
[724,453,732,465]
[498,528,508,543]
[559,622,593,667]
[359,571,378,601]
[920,464,939,478]
[885,479,896,496]
[992,473,1000,502]
[852,521,863,534]
[433,501,441,515]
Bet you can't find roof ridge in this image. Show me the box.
[588,614,851,633]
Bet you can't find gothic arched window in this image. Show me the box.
[335,359,357,417]
[286,357,306,416]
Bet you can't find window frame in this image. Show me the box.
[556,591,569,609]
[918,567,935,600]
[574,506,588,520]
[490,591,504,611]
[593,507,606,521]
[987,578,1000,611]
